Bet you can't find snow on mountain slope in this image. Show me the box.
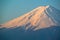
[0,5,60,30]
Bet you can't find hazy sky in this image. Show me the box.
[0,0,60,24]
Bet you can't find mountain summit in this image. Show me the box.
[1,5,60,31]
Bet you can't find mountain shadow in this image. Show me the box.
[0,26,60,40]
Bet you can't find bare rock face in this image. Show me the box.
[1,5,60,31]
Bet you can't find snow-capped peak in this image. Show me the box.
[1,5,60,31]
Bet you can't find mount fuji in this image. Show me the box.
[0,5,60,31]
[0,5,60,40]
